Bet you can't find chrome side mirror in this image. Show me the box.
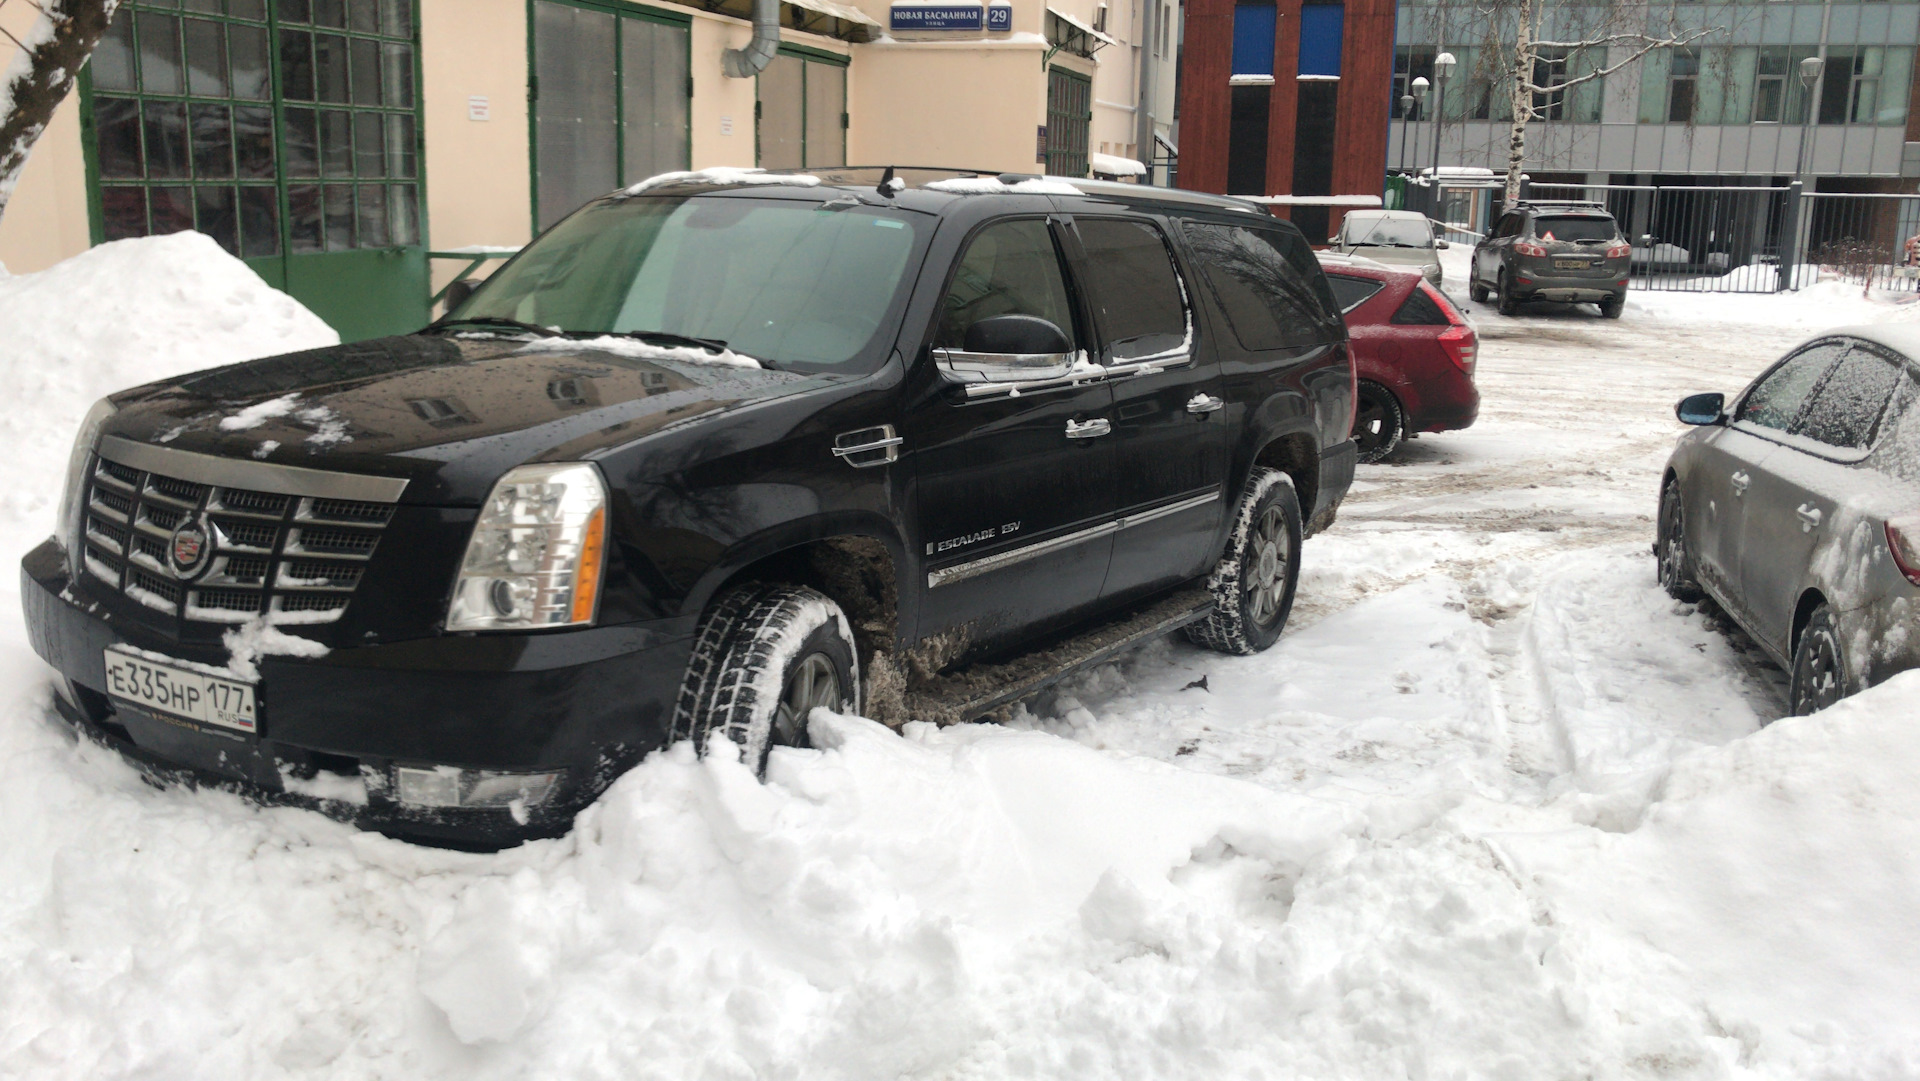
[1434,239,1450,250]
[934,315,1077,384]
[1676,391,1725,426]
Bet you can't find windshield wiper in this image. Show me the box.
[424,316,563,338]
[602,329,733,353]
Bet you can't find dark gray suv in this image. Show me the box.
[1469,202,1631,318]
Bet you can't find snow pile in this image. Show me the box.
[623,167,824,196]
[1088,152,1146,177]
[0,232,336,567]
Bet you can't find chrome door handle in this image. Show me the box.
[1186,394,1224,415]
[831,424,903,467]
[1730,471,1750,496]
[1065,417,1112,439]
[1796,503,1823,531]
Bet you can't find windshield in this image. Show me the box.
[1534,216,1617,243]
[450,195,927,371]
[1344,215,1434,249]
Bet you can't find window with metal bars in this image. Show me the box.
[1045,67,1092,178]
[86,0,422,258]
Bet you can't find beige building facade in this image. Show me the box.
[0,0,1178,341]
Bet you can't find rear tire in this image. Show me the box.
[1497,272,1521,317]
[674,583,859,774]
[1352,381,1406,464]
[1185,468,1302,656]
[1598,294,1625,319]
[1656,480,1704,602]
[1789,603,1848,716]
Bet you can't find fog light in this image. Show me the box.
[395,766,563,810]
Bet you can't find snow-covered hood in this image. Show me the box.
[1340,244,1440,273]
[94,334,823,505]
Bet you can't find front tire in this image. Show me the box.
[1789,603,1848,716]
[674,583,860,774]
[1185,468,1302,656]
[1470,277,1491,304]
[1352,381,1406,464]
[1656,480,1704,602]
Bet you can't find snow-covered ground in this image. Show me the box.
[3,236,1920,1080]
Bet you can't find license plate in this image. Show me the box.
[1554,259,1591,269]
[103,647,258,734]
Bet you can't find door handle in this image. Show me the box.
[1730,470,1750,496]
[1796,503,1823,532]
[1065,417,1112,439]
[1186,394,1224,415]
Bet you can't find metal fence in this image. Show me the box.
[1517,182,1920,294]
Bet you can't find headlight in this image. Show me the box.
[446,462,609,632]
[57,398,117,553]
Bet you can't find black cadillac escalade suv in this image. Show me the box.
[21,168,1357,847]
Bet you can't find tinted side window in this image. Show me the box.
[1324,273,1385,313]
[1872,373,1920,483]
[937,219,1076,350]
[1793,344,1905,450]
[1182,222,1338,350]
[1736,341,1848,431]
[1390,287,1449,326]
[1494,214,1522,238]
[1074,218,1190,361]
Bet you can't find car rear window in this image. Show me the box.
[1324,273,1385,313]
[1390,286,1450,326]
[1181,221,1344,350]
[1533,216,1617,243]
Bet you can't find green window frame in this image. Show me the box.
[82,0,427,263]
[755,44,849,171]
[527,0,692,232]
[1045,66,1091,178]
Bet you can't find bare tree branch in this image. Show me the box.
[1526,27,1719,94]
[0,0,119,220]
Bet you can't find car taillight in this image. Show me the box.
[1888,514,1920,586]
[1513,241,1548,257]
[1437,325,1476,374]
[1605,242,1630,258]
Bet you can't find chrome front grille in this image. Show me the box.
[79,437,407,626]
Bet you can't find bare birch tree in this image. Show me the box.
[0,0,118,222]
[1489,0,1715,203]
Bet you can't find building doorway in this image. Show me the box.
[756,46,848,170]
[531,0,691,231]
[1046,67,1091,178]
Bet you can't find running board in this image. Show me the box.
[903,587,1215,725]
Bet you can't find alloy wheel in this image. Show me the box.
[773,651,841,746]
[1659,494,1686,589]
[1792,627,1844,715]
[1246,505,1291,627]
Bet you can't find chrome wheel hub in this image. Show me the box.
[1245,505,1290,628]
[772,651,840,747]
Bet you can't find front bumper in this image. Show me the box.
[21,538,693,848]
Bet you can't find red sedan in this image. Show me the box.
[1318,256,1480,462]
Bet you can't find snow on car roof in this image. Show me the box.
[1803,324,1920,366]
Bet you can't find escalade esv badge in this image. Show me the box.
[168,518,212,580]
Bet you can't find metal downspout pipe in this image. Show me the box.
[722,0,781,78]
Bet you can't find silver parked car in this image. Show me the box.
[1328,210,1445,285]
[1658,326,1920,715]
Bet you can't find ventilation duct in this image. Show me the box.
[722,0,781,78]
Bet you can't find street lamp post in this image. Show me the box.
[1409,76,1429,197]
[1399,94,1416,171]
[1430,52,1456,219]
[1788,54,1825,290]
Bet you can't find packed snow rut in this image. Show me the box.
[6,238,1920,1080]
